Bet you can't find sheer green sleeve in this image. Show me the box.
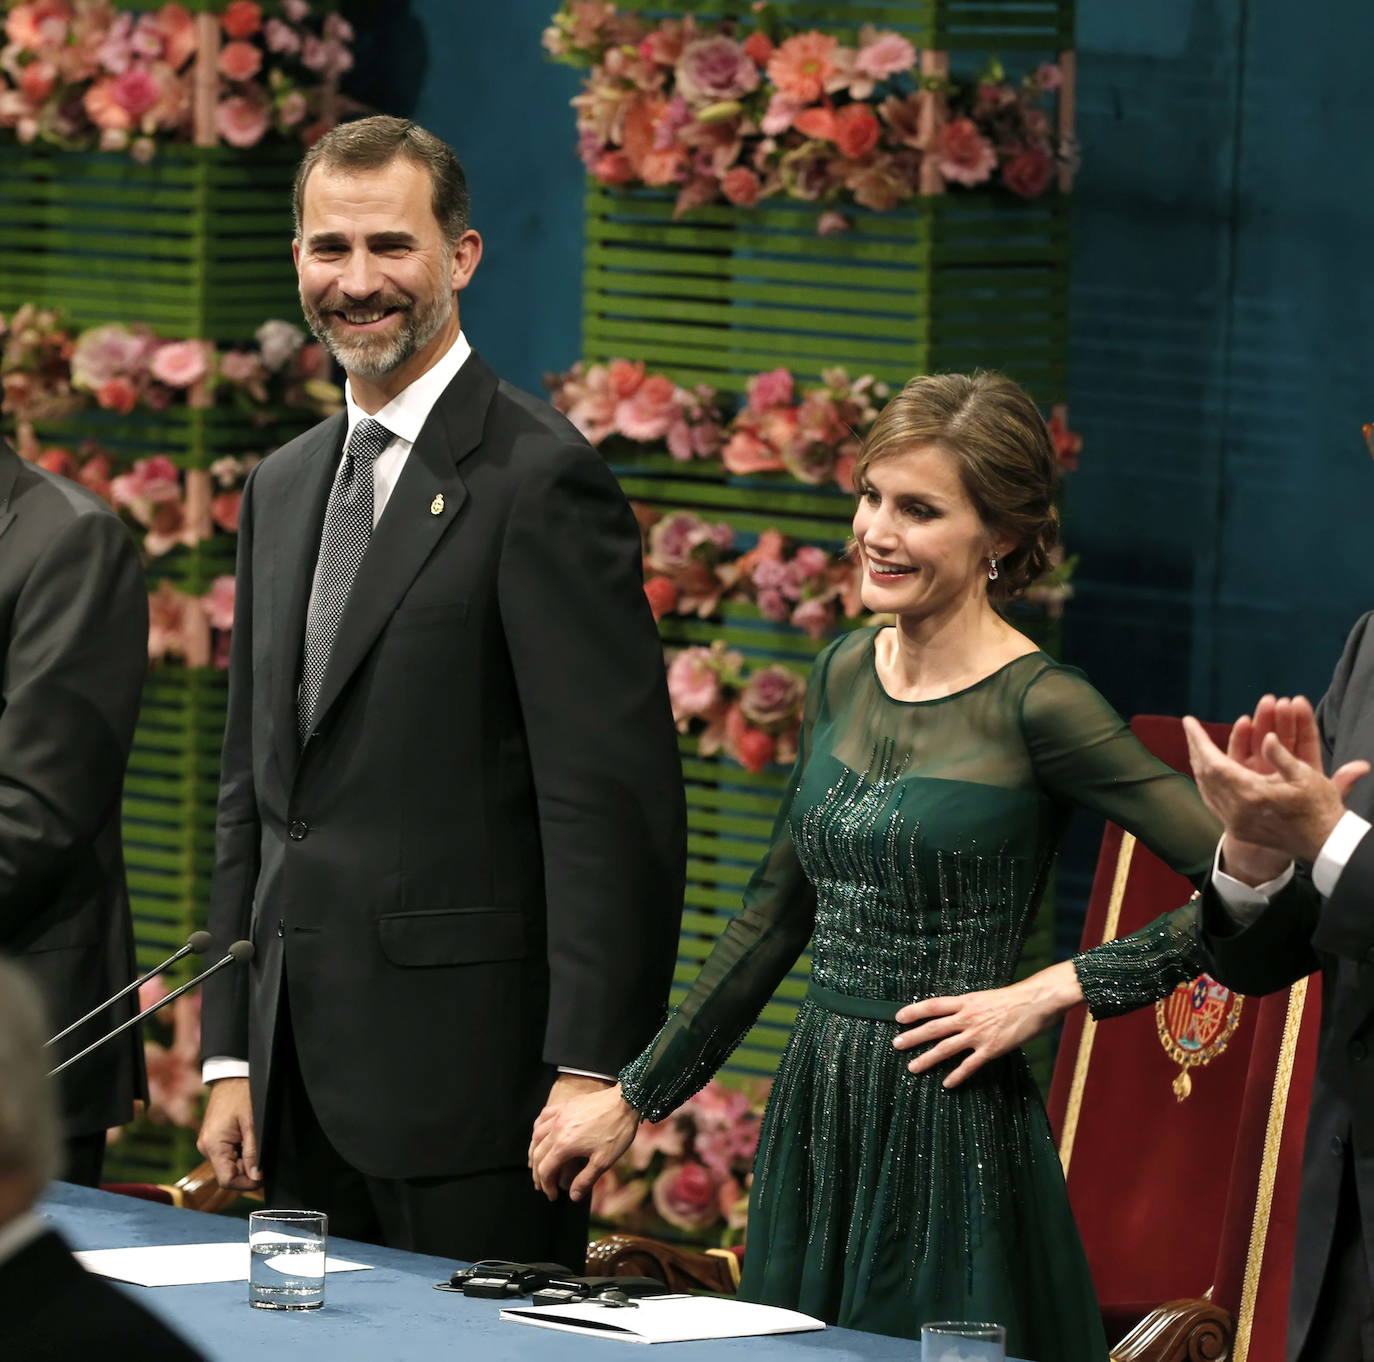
[617,648,831,1122]
[1019,664,1222,1020]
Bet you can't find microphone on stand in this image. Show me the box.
[48,941,255,1078]
[46,930,214,1048]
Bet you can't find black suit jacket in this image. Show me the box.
[1201,610,1374,1357]
[0,443,148,1136]
[0,1226,204,1359]
[201,353,685,1179]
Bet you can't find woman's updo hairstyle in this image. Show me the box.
[852,370,1060,603]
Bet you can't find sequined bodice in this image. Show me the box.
[796,744,1041,1002]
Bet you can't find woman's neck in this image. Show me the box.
[879,601,1035,702]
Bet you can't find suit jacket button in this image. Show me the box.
[1331,1136,1346,1157]
[276,919,285,938]
[288,820,308,841]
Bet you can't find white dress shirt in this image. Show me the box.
[1212,810,1371,924]
[205,331,610,1086]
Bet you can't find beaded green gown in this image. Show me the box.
[620,627,1220,1361]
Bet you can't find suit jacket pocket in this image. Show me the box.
[377,906,527,967]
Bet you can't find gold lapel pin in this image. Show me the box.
[430,493,445,515]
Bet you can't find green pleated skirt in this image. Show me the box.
[738,990,1110,1362]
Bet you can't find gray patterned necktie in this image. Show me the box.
[297,417,390,744]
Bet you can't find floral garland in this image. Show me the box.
[0,305,341,424]
[544,2,1068,228]
[0,0,353,157]
[639,507,860,639]
[547,358,883,490]
[667,642,806,773]
[591,1078,766,1245]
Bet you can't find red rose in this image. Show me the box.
[834,104,880,160]
[643,576,679,621]
[734,726,777,773]
[96,377,139,413]
[652,1160,720,1232]
[221,1,263,40]
[742,31,773,66]
[720,166,761,207]
[1001,146,1054,199]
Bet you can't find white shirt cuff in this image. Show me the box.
[557,1067,616,1083]
[1210,841,1295,927]
[1312,810,1372,898]
[202,1057,250,1084]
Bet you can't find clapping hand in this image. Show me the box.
[1183,695,1368,871]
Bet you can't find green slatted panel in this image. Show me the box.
[584,188,1071,401]
[0,144,299,339]
[610,0,1074,48]
[591,7,1073,1077]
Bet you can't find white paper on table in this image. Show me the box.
[501,1296,826,1344]
[73,1242,373,1288]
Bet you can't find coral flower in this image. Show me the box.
[218,40,263,82]
[221,0,262,39]
[766,32,838,103]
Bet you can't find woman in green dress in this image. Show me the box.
[530,372,1222,1361]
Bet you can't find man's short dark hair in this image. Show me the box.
[293,115,470,246]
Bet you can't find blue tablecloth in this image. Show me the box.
[45,1183,1029,1361]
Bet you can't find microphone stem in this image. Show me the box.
[45,942,194,1047]
[48,953,236,1079]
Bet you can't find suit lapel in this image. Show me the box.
[301,354,498,749]
[0,442,19,543]
[270,412,346,786]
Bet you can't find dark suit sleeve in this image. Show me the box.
[1200,613,1374,989]
[498,438,685,1076]
[200,463,262,1061]
[0,509,146,935]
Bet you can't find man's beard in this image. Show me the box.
[301,284,452,379]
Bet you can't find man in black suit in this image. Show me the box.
[0,439,148,1186]
[0,956,203,1360]
[1184,628,1374,1362]
[196,117,685,1265]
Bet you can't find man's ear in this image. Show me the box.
[451,229,483,292]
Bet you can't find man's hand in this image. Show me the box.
[528,1081,639,1204]
[196,1077,262,1191]
[893,960,1084,1089]
[1184,696,1369,868]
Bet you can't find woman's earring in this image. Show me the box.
[987,554,999,582]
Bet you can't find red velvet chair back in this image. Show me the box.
[1045,716,1319,1360]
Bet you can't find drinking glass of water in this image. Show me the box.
[921,1321,1007,1362]
[248,1209,328,1310]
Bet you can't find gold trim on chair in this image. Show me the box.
[704,1248,743,1290]
[1231,976,1309,1362]
[1059,833,1137,1175]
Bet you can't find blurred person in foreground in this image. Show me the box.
[0,954,203,1359]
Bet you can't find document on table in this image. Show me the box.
[501,1296,826,1343]
[74,1242,373,1288]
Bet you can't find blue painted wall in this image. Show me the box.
[371,0,1374,940]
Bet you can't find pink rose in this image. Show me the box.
[759,91,803,136]
[111,454,181,507]
[666,648,722,724]
[792,545,830,578]
[720,166,760,207]
[83,77,132,131]
[817,210,851,236]
[675,36,759,106]
[651,1160,720,1233]
[19,61,57,103]
[592,150,635,184]
[201,574,236,630]
[6,1,73,53]
[615,373,679,442]
[216,94,269,147]
[607,359,645,399]
[282,0,309,19]
[740,665,805,728]
[151,4,198,70]
[211,491,241,533]
[755,587,789,621]
[218,349,260,383]
[747,368,794,413]
[112,65,160,117]
[71,323,153,388]
[150,339,209,388]
[1001,146,1054,199]
[263,17,300,55]
[790,597,833,638]
[939,117,996,186]
[217,40,262,82]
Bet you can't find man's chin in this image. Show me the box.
[322,331,410,379]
